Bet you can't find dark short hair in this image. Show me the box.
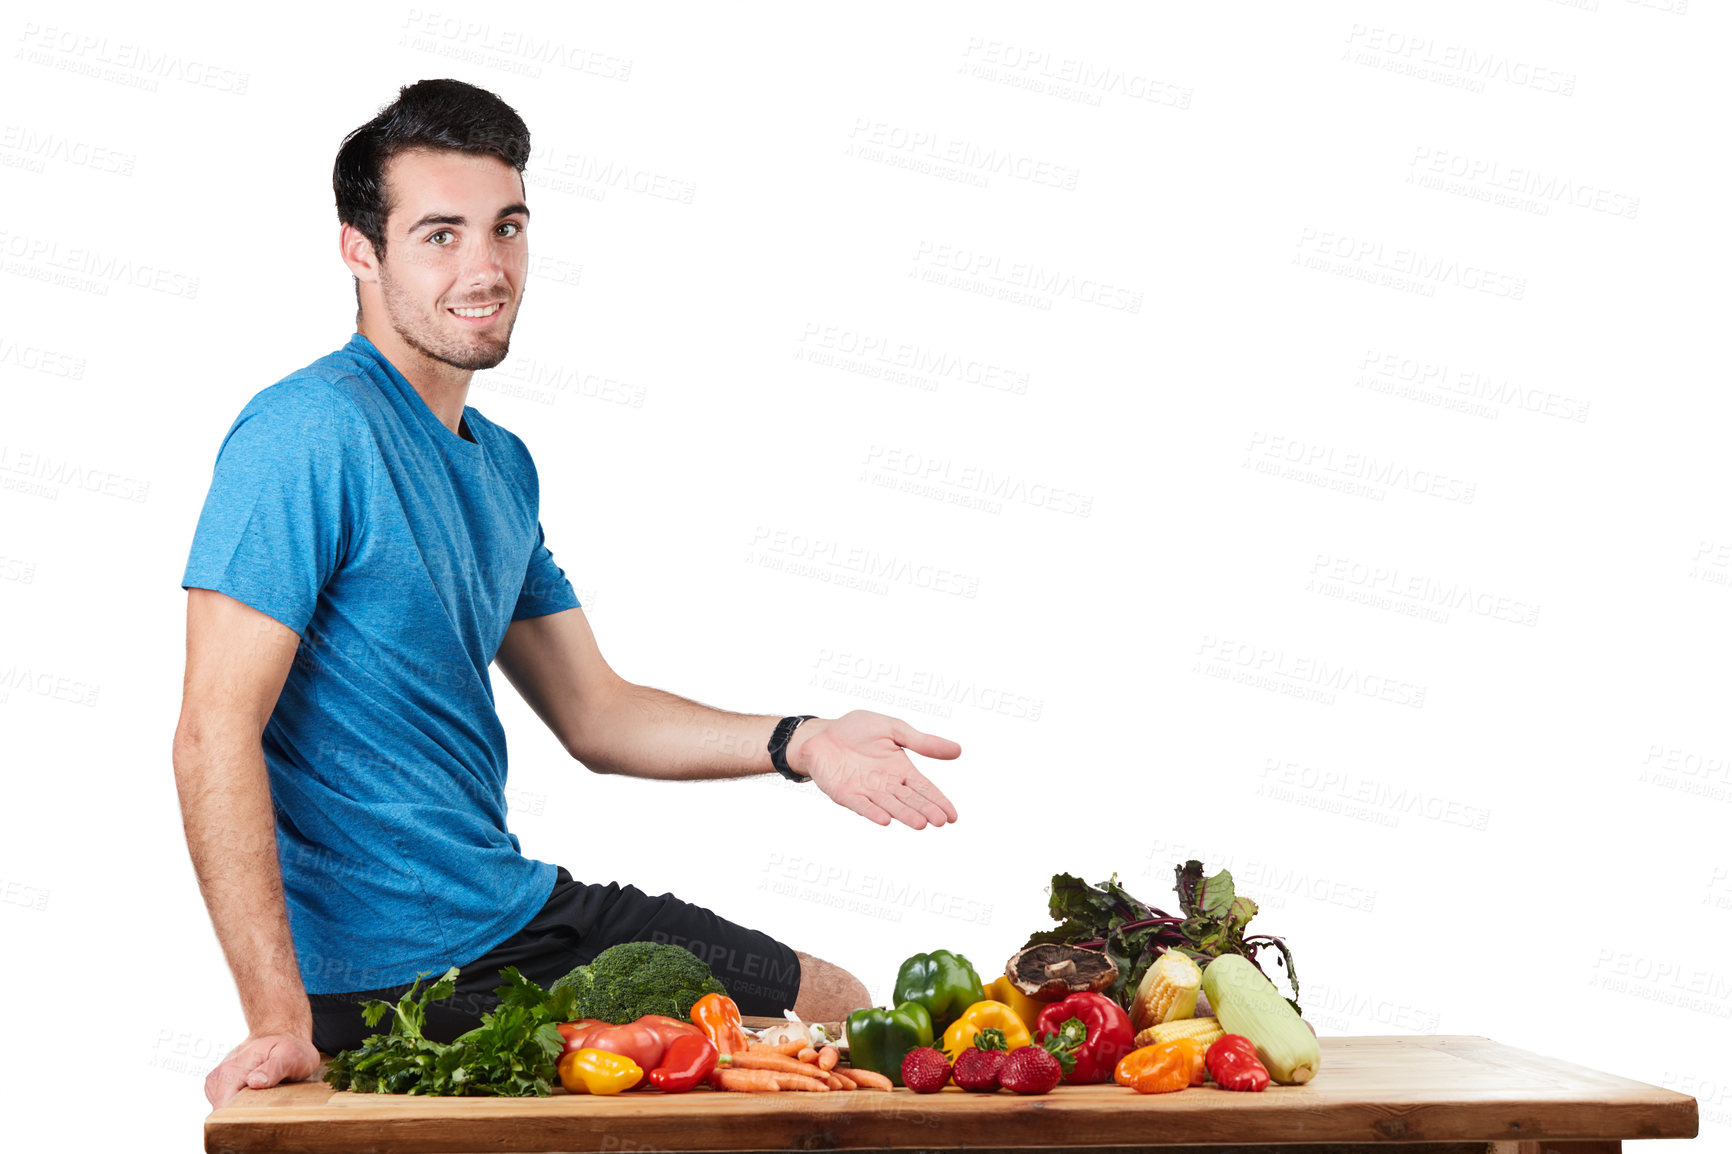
[333,79,531,261]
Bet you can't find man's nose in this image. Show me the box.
[462,239,512,287]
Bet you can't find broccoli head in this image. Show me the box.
[550,941,728,1023]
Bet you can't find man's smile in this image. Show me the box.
[447,301,506,325]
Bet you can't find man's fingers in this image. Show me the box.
[888,781,949,828]
[250,1041,293,1087]
[876,792,931,830]
[207,1037,318,1109]
[206,1063,248,1110]
[907,769,962,821]
[838,790,894,827]
[209,1046,269,1108]
[889,718,962,761]
[261,1038,320,1086]
[251,1039,304,1081]
[905,789,954,828]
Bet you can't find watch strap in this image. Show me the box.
[769,715,818,781]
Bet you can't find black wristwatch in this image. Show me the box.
[768,715,817,781]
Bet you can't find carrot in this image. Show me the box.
[817,1046,839,1071]
[828,1069,857,1090]
[748,1040,809,1056]
[725,1052,831,1077]
[771,1072,831,1092]
[797,1046,819,1064]
[712,1068,784,1092]
[819,1071,852,1090]
[843,1068,893,1091]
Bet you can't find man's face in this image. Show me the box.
[374,148,528,372]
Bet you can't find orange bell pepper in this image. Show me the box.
[1114,1038,1206,1094]
[691,992,748,1056]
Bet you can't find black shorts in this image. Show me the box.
[309,866,802,1054]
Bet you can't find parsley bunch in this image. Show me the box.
[323,967,578,1096]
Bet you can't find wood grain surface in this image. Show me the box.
[204,1035,1698,1154]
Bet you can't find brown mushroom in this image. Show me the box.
[1005,944,1119,1001]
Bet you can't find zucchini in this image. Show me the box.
[1200,954,1320,1084]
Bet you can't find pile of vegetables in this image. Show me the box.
[325,940,726,1097]
[326,860,1319,1099]
[842,861,1318,1097]
[1024,861,1302,1014]
[324,940,894,1097]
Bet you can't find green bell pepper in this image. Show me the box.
[892,950,986,1033]
[844,1001,934,1086]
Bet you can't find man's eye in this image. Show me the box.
[498,222,521,238]
[429,230,454,245]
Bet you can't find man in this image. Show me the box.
[174,79,961,1110]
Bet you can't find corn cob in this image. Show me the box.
[1201,954,1320,1084]
[1133,1016,1224,1050]
[1130,950,1202,1032]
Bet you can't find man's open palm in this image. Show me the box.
[795,710,960,829]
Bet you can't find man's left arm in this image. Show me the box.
[493,608,960,829]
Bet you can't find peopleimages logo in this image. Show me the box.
[809,648,1044,722]
[910,241,1143,313]
[1294,228,1525,301]
[746,526,981,599]
[0,229,199,299]
[0,444,149,503]
[15,23,250,94]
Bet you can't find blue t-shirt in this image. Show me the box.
[182,332,579,994]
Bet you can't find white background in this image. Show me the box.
[2,1,1727,1149]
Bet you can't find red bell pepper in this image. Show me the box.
[1204,1033,1270,1092]
[1033,992,1135,1084]
[646,1033,719,1092]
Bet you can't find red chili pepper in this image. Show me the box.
[646,1033,719,1092]
[1032,992,1136,1084]
[1204,1034,1270,1092]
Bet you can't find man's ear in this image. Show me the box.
[339,223,381,285]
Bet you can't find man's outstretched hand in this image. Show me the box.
[789,710,960,829]
[206,1033,322,1110]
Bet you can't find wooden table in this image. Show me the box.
[205,1035,1699,1154]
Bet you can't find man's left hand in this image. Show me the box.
[789,710,960,829]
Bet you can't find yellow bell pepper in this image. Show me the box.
[558,1047,644,1094]
[940,999,1032,1058]
[984,976,1047,1036]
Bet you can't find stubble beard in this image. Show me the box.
[378,261,521,372]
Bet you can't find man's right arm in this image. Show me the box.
[172,588,322,1110]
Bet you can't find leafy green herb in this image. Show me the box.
[324,966,579,1096]
[1024,861,1301,1014]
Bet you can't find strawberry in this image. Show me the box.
[950,1047,1006,1092]
[900,1047,951,1094]
[997,1045,1062,1095]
